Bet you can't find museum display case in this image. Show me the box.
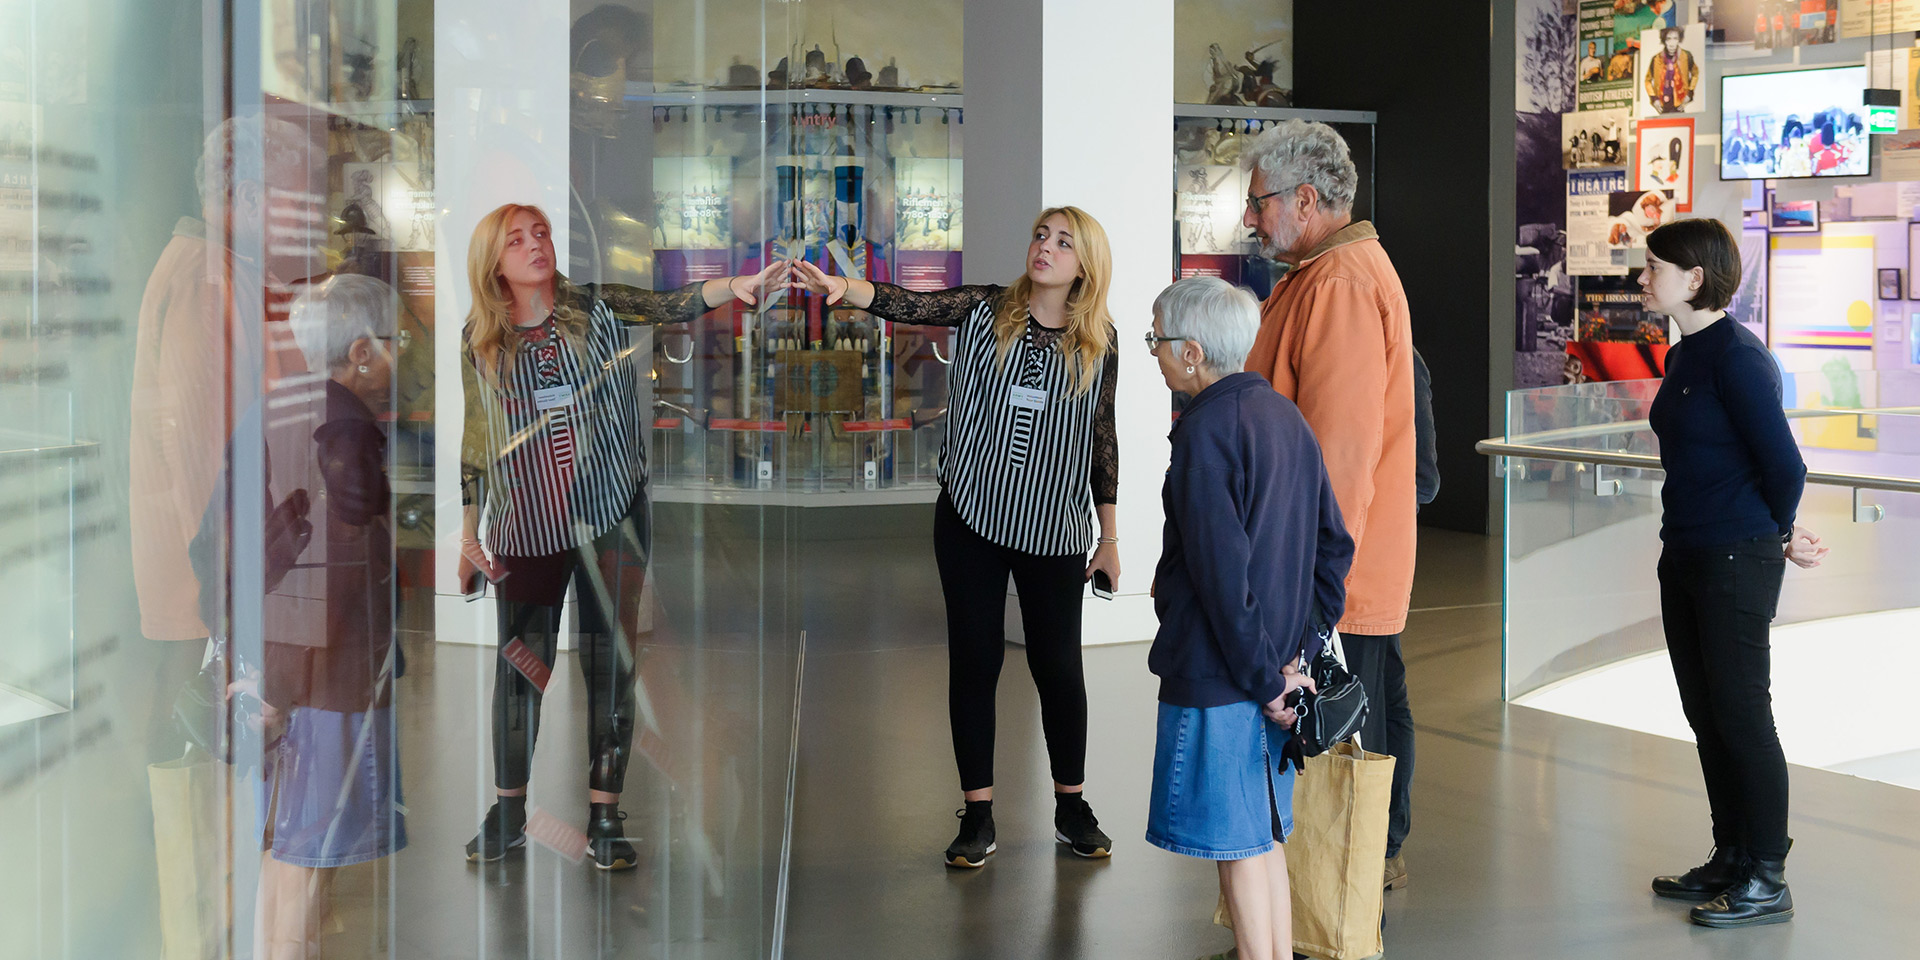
[607,87,966,501]
[1172,106,1375,300]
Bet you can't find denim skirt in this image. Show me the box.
[1145,700,1295,860]
[258,705,408,868]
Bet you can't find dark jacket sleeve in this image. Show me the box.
[1311,459,1357,648]
[1719,345,1806,536]
[1412,348,1440,506]
[1166,457,1289,707]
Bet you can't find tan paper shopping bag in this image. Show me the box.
[1288,741,1396,960]
[149,750,234,960]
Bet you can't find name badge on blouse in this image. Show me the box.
[1007,385,1048,411]
[534,384,576,411]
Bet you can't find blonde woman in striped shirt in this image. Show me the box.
[457,203,783,869]
[794,206,1120,869]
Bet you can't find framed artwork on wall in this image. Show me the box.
[1880,268,1903,301]
[1635,116,1695,212]
[1908,223,1920,300]
[1768,196,1820,233]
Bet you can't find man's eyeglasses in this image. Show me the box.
[1245,189,1286,214]
[1143,331,1187,352]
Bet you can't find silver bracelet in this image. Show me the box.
[1095,537,1119,544]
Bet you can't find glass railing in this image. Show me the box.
[1479,377,1920,786]
[0,386,83,726]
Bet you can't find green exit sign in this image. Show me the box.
[1871,105,1900,134]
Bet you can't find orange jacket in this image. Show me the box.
[1246,222,1417,636]
[130,218,303,641]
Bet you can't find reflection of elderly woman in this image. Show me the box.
[238,274,406,959]
[1142,277,1353,959]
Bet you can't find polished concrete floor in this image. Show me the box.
[782,527,1920,960]
[13,520,1920,959]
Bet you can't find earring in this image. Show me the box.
[1185,366,1195,375]
[358,364,370,374]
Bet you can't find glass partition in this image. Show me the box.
[1495,378,1920,786]
[0,0,963,954]
[0,387,80,726]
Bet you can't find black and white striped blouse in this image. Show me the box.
[461,280,705,557]
[867,283,1118,556]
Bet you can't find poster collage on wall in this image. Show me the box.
[1548,0,1874,385]
[1520,0,1917,449]
[1547,0,1692,384]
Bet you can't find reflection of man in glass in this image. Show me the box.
[130,116,314,759]
[1643,27,1698,114]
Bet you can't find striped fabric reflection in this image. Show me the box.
[479,300,643,557]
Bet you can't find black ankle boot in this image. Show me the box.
[1652,845,1747,901]
[1690,856,1793,927]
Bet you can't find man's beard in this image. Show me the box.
[1257,220,1299,262]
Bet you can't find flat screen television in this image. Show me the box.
[1720,65,1871,180]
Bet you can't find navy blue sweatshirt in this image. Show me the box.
[1649,314,1806,547]
[1149,372,1355,708]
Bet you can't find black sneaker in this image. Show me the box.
[1054,793,1111,858]
[588,804,638,871]
[466,800,527,862]
[944,801,995,868]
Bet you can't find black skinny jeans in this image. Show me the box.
[1658,538,1790,860]
[491,497,650,794]
[933,493,1089,793]
[1345,632,1414,858]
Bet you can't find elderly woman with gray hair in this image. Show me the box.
[195,273,407,959]
[1143,277,1353,960]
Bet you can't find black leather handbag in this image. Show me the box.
[170,641,269,765]
[1292,619,1370,758]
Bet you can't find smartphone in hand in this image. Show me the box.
[1090,569,1115,600]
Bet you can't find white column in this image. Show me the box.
[967,0,1176,646]
[1045,1,1175,645]
[432,8,572,639]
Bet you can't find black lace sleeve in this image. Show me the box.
[865,282,1003,327]
[1091,345,1119,506]
[588,281,710,325]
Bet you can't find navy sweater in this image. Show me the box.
[1648,315,1806,547]
[1149,372,1355,708]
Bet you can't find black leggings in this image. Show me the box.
[1658,539,1790,860]
[491,498,650,794]
[933,493,1088,793]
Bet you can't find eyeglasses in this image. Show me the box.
[1143,331,1187,353]
[1245,189,1286,214]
